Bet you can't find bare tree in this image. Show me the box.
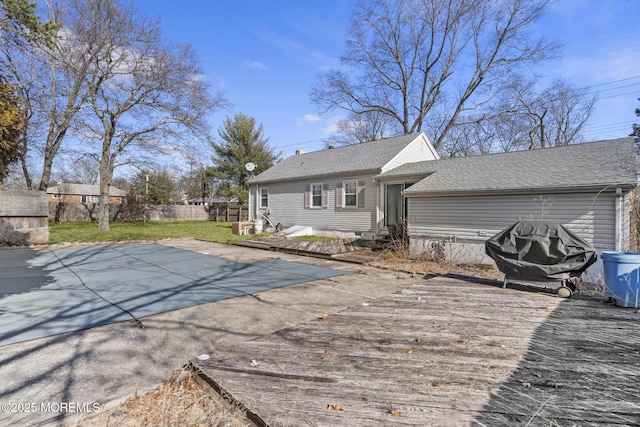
[63,0,227,231]
[53,154,99,184]
[505,78,595,149]
[632,98,640,148]
[311,0,560,151]
[330,110,400,146]
[0,0,98,191]
[440,77,596,155]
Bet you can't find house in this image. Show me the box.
[378,137,637,264]
[46,183,127,204]
[249,133,637,269]
[247,133,440,237]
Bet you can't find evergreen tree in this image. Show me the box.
[210,113,280,203]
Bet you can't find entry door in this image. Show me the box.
[385,184,403,232]
[385,183,415,233]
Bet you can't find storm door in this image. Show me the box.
[384,183,412,235]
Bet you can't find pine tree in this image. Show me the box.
[210,114,280,203]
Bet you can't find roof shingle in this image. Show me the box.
[248,133,422,184]
[46,184,127,197]
[382,137,637,195]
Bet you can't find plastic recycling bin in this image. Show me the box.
[601,251,640,308]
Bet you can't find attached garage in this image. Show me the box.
[377,137,636,274]
[407,191,624,263]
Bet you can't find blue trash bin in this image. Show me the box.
[601,251,640,308]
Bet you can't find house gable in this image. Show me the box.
[249,132,437,185]
[382,133,440,173]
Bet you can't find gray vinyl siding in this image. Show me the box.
[257,175,377,232]
[407,192,616,249]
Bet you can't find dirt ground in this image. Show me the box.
[65,253,604,427]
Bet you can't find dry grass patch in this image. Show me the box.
[70,369,256,427]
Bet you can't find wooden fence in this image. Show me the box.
[49,202,248,223]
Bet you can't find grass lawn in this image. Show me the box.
[49,221,262,245]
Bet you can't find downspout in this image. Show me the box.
[375,179,381,233]
[615,187,623,251]
[248,184,254,221]
[253,185,259,221]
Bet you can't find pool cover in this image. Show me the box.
[0,244,349,347]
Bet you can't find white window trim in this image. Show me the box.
[310,182,323,208]
[259,187,269,209]
[343,180,358,208]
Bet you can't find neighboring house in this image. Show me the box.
[46,184,127,204]
[184,196,239,205]
[247,133,440,236]
[249,134,637,267]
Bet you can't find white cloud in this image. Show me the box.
[243,60,266,70]
[253,27,340,71]
[560,43,640,83]
[296,114,322,126]
[321,115,345,135]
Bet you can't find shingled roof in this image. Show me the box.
[380,137,637,196]
[248,133,424,184]
[46,184,127,197]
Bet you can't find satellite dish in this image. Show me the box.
[245,162,256,172]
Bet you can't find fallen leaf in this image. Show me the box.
[388,408,401,417]
[429,381,439,387]
[406,349,415,354]
[414,338,422,343]
[457,340,468,345]
[324,350,334,355]
[320,311,328,321]
[327,404,344,411]
[453,298,462,302]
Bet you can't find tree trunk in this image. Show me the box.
[38,156,54,191]
[98,158,113,231]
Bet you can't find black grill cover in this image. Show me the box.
[485,221,597,280]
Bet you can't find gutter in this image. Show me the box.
[402,183,637,198]
[248,168,382,185]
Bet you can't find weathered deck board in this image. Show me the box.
[234,237,385,258]
[197,276,640,426]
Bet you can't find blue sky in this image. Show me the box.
[130,0,640,159]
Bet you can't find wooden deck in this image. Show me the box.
[195,275,640,426]
[234,236,386,261]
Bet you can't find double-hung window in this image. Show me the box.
[259,187,269,209]
[311,183,323,208]
[344,180,358,207]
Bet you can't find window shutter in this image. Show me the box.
[304,184,310,208]
[322,183,328,209]
[335,183,343,208]
[357,181,365,208]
